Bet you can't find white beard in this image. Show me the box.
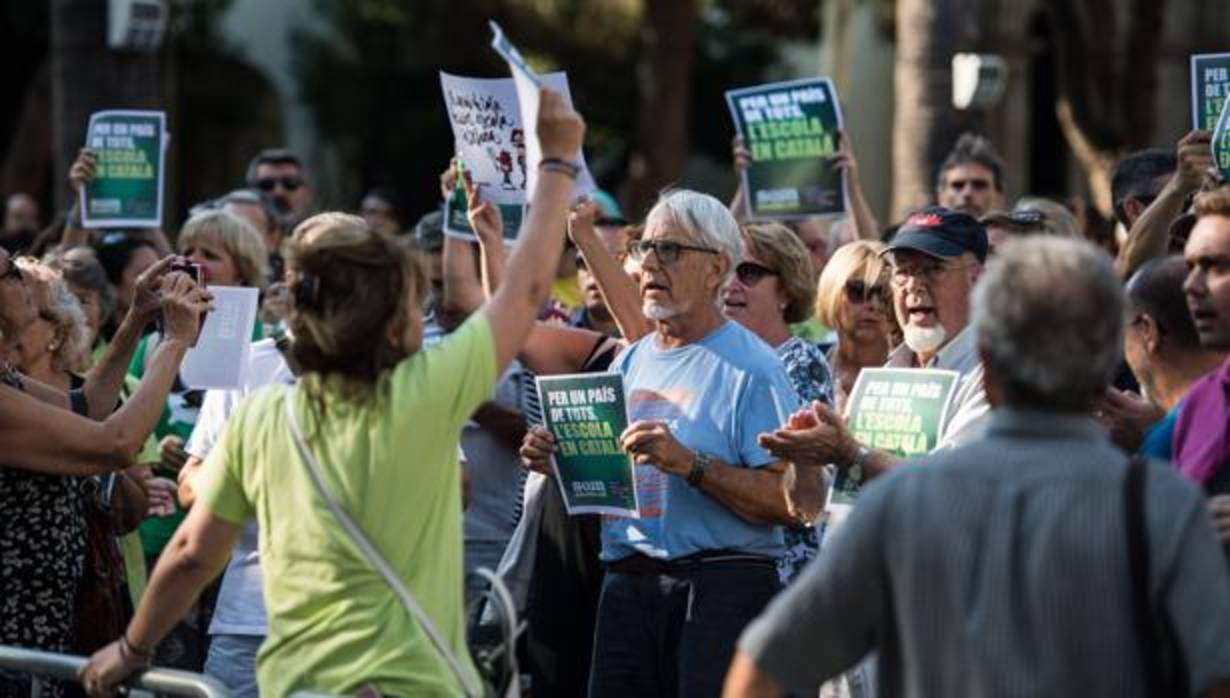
[903,324,947,355]
[643,300,679,321]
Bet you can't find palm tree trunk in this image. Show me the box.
[51,0,162,213]
[620,0,698,220]
[891,0,982,220]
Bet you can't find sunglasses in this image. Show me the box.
[845,279,886,304]
[735,261,778,286]
[254,175,304,193]
[627,239,718,265]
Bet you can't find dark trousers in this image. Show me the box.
[587,557,780,698]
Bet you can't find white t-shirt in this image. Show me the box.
[185,338,294,636]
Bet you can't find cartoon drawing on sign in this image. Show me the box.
[495,148,515,189]
[512,128,527,188]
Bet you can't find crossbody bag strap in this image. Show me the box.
[283,386,482,698]
[1125,455,1164,696]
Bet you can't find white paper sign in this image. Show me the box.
[488,21,595,202]
[180,286,260,390]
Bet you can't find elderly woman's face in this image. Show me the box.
[722,249,786,336]
[839,266,890,342]
[0,249,35,344]
[183,235,240,286]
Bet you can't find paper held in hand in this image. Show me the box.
[823,368,961,531]
[488,20,595,203]
[536,372,640,518]
[438,71,578,242]
[725,77,846,219]
[80,110,168,229]
[179,286,260,390]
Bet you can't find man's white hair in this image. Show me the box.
[645,189,744,294]
[973,236,1123,410]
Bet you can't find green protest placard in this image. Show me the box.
[1191,53,1230,131]
[80,110,166,228]
[827,368,960,514]
[726,78,845,219]
[536,372,639,517]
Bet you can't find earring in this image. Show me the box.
[48,342,58,352]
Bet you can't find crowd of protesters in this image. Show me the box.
[0,80,1229,698]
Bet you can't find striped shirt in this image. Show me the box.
[740,408,1230,696]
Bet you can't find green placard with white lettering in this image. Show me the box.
[80,110,167,228]
[1192,53,1230,132]
[537,372,640,517]
[828,367,960,511]
[726,77,845,219]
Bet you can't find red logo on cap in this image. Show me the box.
[907,213,942,227]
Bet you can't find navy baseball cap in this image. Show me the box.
[884,206,988,263]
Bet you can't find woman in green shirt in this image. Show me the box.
[81,89,586,698]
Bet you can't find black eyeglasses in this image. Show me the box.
[628,239,718,265]
[735,261,778,286]
[845,279,886,304]
[254,175,304,193]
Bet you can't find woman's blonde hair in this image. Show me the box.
[285,213,426,393]
[741,223,816,324]
[16,257,91,373]
[815,240,889,329]
[178,210,269,289]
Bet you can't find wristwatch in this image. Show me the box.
[847,445,870,485]
[687,452,711,487]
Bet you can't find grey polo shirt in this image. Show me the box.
[885,325,989,450]
[739,408,1230,696]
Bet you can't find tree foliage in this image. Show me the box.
[289,0,819,219]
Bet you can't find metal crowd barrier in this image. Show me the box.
[0,645,228,698]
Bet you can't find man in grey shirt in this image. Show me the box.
[725,237,1230,697]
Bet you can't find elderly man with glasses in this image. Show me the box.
[761,206,992,490]
[522,189,810,698]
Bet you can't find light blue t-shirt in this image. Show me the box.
[603,320,799,561]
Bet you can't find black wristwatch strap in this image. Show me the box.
[687,452,710,487]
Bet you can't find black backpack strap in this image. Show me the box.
[1125,456,1165,696]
